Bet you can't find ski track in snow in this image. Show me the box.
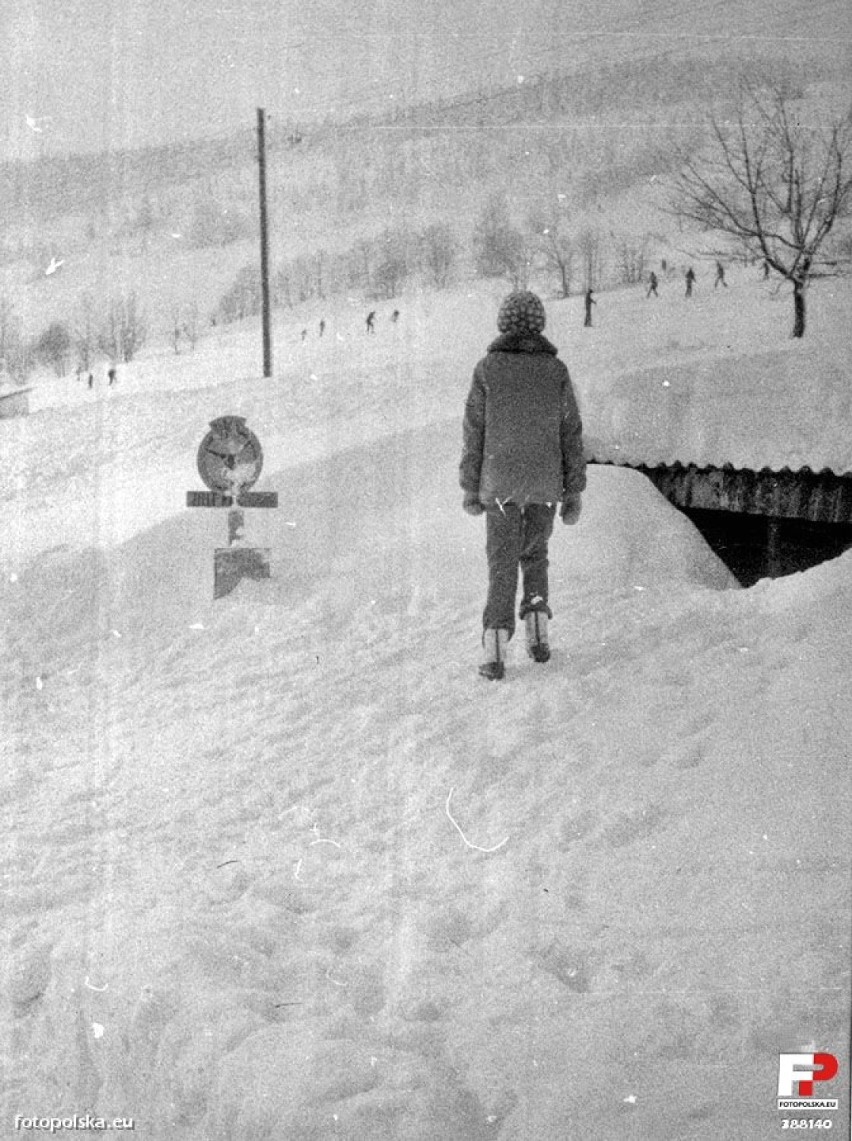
[1,272,850,1139]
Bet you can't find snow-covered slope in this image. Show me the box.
[1,273,850,1139]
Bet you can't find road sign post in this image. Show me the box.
[186,416,278,598]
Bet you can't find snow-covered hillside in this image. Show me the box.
[1,272,850,1139]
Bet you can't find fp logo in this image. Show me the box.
[778,1053,838,1097]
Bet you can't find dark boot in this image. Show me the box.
[479,628,509,680]
[525,611,551,663]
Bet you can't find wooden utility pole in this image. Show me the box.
[257,108,272,378]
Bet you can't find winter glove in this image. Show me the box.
[560,494,582,525]
[463,494,485,516]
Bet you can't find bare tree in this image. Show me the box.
[72,293,98,373]
[0,296,34,384]
[347,239,374,293]
[669,82,852,337]
[528,208,574,297]
[420,222,458,289]
[371,229,410,299]
[0,295,20,368]
[135,193,156,254]
[312,249,327,301]
[170,304,184,354]
[99,292,148,362]
[290,256,317,304]
[274,264,293,309]
[613,232,652,285]
[577,228,605,290]
[472,194,530,287]
[183,301,202,351]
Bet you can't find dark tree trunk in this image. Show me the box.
[792,280,806,338]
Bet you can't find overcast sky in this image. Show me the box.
[1,0,848,159]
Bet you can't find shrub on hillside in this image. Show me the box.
[36,321,72,377]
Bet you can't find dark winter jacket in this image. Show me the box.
[459,331,586,507]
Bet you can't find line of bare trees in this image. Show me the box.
[0,291,150,382]
[215,221,460,325]
[472,191,654,295]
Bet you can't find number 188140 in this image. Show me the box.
[781,1121,832,1130]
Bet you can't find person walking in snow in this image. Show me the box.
[365,310,376,334]
[646,271,659,298]
[583,288,596,327]
[685,266,696,298]
[319,318,326,337]
[714,260,728,288]
[460,290,586,680]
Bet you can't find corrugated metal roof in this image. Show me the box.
[580,345,852,476]
[594,461,852,523]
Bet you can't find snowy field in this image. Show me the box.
[1,271,850,1139]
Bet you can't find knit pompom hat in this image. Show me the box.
[497,290,546,334]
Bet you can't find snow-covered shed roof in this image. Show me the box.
[583,345,852,476]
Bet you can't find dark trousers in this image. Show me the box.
[483,503,556,637]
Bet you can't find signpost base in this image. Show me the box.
[214,547,272,599]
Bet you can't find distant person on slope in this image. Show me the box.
[685,267,696,297]
[460,290,586,681]
[714,260,728,288]
[583,288,596,327]
[366,311,376,334]
[646,271,659,298]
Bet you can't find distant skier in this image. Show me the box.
[300,328,308,342]
[87,372,94,390]
[714,260,728,288]
[685,267,696,297]
[390,309,400,324]
[366,311,376,334]
[459,290,586,680]
[318,319,326,337]
[583,288,596,327]
[646,271,659,298]
[107,367,117,387]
